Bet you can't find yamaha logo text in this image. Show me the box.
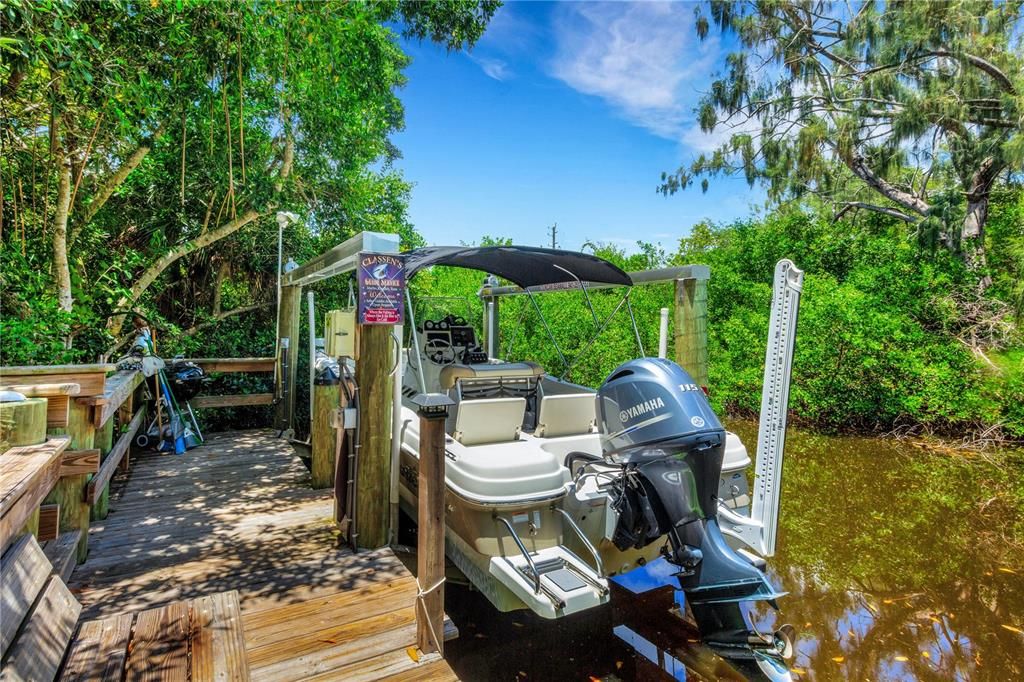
[619,396,666,424]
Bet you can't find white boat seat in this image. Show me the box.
[439,361,543,390]
[453,397,526,446]
[535,393,597,438]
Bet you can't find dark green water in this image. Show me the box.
[441,422,1024,681]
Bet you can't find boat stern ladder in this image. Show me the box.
[491,515,610,619]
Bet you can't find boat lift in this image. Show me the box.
[475,256,804,561]
[275,230,801,566]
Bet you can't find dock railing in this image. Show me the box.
[184,357,276,409]
[0,364,147,564]
[3,349,452,666]
[0,356,278,567]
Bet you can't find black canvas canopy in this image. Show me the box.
[403,246,632,289]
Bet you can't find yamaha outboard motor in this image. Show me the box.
[598,358,790,661]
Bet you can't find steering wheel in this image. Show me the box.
[425,338,457,366]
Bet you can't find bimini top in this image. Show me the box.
[403,245,632,289]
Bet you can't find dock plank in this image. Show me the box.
[191,591,250,682]
[2,576,81,682]
[61,613,134,682]
[68,429,460,682]
[43,529,83,582]
[125,601,191,682]
[0,534,52,658]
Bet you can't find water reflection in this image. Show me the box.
[729,420,1024,681]
[442,422,1024,681]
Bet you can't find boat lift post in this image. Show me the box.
[278,230,401,550]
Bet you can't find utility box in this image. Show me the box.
[325,309,359,359]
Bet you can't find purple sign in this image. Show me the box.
[357,252,406,325]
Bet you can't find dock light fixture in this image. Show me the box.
[411,393,454,420]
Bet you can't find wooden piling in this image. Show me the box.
[354,324,392,549]
[416,408,447,656]
[275,285,302,434]
[44,399,93,562]
[90,417,114,521]
[0,398,48,451]
[674,276,709,387]
[311,383,338,489]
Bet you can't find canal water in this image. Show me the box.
[439,421,1024,681]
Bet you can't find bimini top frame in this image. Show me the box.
[478,264,710,298]
[404,245,633,289]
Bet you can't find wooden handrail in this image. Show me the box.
[190,393,273,409]
[0,437,71,554]
[85,408,146,505]
[185,358,275,373]
[77,370,143,428]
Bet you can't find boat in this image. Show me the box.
[392,245,803,667]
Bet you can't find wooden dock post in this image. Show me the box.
[411,393,453,656]
[354,325,393,549]
[90,417,114,520]
[674,275,710,387]
[0,398,48,450]
[275,284,302,434]
[311,382,339,489]
[44,399,94,562]
[2,399,48,538]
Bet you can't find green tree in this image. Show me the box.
[0,0,497,360]
[660,0,1024,291]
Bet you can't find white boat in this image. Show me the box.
[392,245,803,668]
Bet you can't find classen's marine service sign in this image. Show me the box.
[357,252,406,325]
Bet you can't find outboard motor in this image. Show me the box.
[598,358,790,660]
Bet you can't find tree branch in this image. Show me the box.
[183,303,272,336]
[927,49,1017,94]
[837,149,932,217]
[107,208,265,336]
[834,201,918,223]
[71,125,163,245]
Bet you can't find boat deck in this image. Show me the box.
[68,429,458,681]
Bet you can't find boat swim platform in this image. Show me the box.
[67,429,459,681]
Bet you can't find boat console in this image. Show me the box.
[420,314,488,365]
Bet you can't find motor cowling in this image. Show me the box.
[597,357,723,461]
[598,358,783,613]
[597,358,725,537]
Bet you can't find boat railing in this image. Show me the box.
[554,507,606,580]
[494,515,542,595]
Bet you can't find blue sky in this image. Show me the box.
[393,1,764,253]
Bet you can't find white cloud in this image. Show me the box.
[471,55,513,81]
[549,2,720,145]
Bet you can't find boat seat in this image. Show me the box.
[439,361,543,390]
[535,393,597,438]
[452,397,526,446]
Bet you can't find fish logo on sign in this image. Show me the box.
[371,263,390,279]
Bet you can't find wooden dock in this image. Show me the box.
[68,429,458,681]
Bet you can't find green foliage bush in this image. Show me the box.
[416,201,1023,441]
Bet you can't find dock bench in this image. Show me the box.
[0,534,250,681]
